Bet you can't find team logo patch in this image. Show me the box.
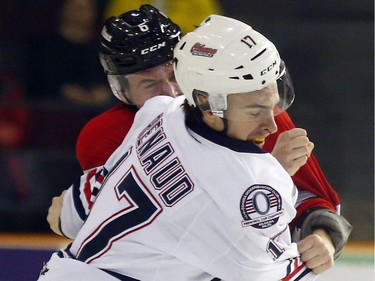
[190,42,217,57]
[240,184,283,229]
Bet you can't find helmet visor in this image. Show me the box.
[206,61,295,121]
[107,74,130,103]
[107,61,181,104]
[274,61,295,115]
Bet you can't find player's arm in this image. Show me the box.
[47,138,132,238]
[292,188,351,273]
[47,166,106,238]
[294,203,353,259]
[267,124,351,260]
[291,154,352,263]
[265,111,352,273]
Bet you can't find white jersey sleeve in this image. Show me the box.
[59,166,105,239]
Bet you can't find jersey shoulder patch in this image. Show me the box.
[240,184,284,229]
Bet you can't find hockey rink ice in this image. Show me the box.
[0,233,373,281]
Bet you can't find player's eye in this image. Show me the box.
[249,111,261,118]
[144,82,158,89]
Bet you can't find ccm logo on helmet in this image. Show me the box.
[141,42,166,55]
[260,61,277,76]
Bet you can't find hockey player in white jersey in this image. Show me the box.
[39,15,320,281]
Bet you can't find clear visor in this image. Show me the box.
[107,61,178,104]
[274,61,295,115]
[207,61,295,122]
[107,74,129,103]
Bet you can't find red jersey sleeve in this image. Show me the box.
[263,111,340,227]
[76,103,136,171]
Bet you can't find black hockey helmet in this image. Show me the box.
[99,4,182,75]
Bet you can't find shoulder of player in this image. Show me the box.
[141,95,178,110]
[83,104,135,131]
[134,96,181,124]
[76,104,135,155]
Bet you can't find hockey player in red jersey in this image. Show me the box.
[47,5,351,276]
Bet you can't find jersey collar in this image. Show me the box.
[185,118,267,154]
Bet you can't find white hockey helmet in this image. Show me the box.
[173,15,294,117]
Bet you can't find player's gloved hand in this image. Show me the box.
[47,190,67,236]
[271,128,314,176]
[297,228,335,274]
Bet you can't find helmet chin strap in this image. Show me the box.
[221,117,229,135]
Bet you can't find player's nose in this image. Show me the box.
[263,116,278,135]
[160,81,181,98]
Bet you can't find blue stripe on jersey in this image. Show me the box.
[294,268,312,280]
[72,179,88,221]
[100,268,140,281]
[186,118,267,154]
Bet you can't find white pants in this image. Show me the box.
[37,253,119,281]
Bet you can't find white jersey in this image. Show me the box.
[42,96,318,281]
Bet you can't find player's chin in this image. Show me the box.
[251,138,265,148]
[254,142,265,148]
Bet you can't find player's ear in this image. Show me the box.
[195,93,224,130]
[192,90,224,130]
[202,110,224,131]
